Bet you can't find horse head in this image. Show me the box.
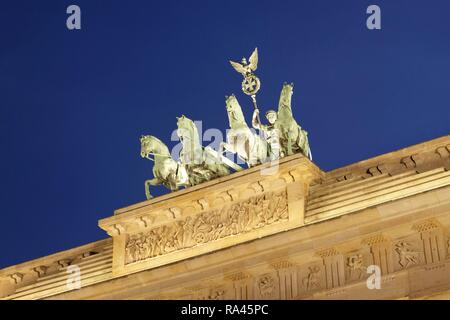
[225,94,247,129]
[176,115,202,165]
[279,82,294,111]
[176,115,200,145]
[140,135,153,158]
[140,135,170,159]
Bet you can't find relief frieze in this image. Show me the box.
[125,189,288,264]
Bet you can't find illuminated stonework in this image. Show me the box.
[125,189,288,264]
[1,134,450,300]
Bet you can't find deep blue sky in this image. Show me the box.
[0,0,449,268]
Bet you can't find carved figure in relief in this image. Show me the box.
[125,190,288,264]
[302,266,321,291]
[395,242,420,268]
[208,289,225,300]
[347,254,366,280]
[258,275,275,298]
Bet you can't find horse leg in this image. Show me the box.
[144,178,159,200]
[286,129,293,155]
[219,141,228,155]
[220,141,240,163]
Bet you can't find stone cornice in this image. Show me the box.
[0,238,111,278]
[323,134,450,182]
[113,153,321,214]
[98,154,322,238]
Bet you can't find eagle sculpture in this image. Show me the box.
[229,48,258,76]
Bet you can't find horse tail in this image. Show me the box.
[297,126,312,160]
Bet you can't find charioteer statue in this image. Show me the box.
[251,108,281,160]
